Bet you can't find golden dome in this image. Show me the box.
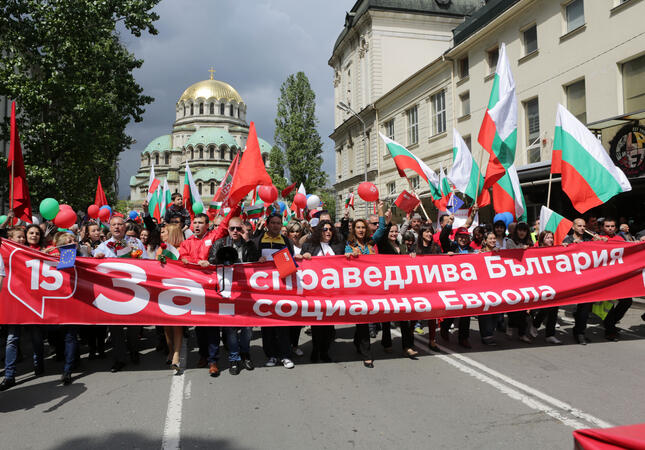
[178,79,244,104]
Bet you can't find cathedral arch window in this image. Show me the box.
[229,105,233,116]
[210,103,214,114]
[210,182,215,195]
[198,147,203,159]
[154,154,159,166]
[190,148,194,160]
[146,155,150,166]
[199,103,204,115]
[220,103,225,115]
[198,183,202,195]
[219,146,226,159]
[164,152,170,165]
[190,104,194,115]
[237,108,241,119]
[209,146,215,159]
[183,105,186,116]
[229,148,234,160]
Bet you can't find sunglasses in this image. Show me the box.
[370,222,379,226]
[229,226,243,231]
[322,227,332,232]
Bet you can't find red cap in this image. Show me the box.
[455,227,470,236]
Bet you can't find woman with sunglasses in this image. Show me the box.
[301,220,345,363]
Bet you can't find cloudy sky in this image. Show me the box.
[117,0,353,198]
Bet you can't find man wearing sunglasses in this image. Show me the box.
[208,216,260,375]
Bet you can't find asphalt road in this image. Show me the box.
[2,302,644,449]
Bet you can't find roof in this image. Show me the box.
[178,79,244,104]
[257,137,273,154]
[193,167,227,182]
[333,0,481,54]
[143,135,172,154]
[452,0,520,46]
[186,127,238,148]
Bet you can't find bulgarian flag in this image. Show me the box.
[434,165,452,210]
[491,164,526,221]
[552,104,631,213]
[539,206,573,245]
[345,192,355,209]
[147,163,161,202]
[157,242,180,261]
[448,128,491,207]
[183,162,203,219]
[379,132,440,189]
[161,178,171,217]
[478,43,517,188]
[148,184,163,222]
[243,202,264,219]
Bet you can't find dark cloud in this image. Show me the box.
[117,0,352,198]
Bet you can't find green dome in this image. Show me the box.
[187,127,237,148]
[257,137,272,154]
[192,167,227,182]
[129,175,138,186]
[144,135,172,154]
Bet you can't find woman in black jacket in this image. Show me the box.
[301,220,344,363]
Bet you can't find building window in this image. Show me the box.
[385,119,395,140]
[209,146,215,159]
[230,148,234,160]
[459,91,470,117]
[199,147,203,159]
[458,57,469,79]
[199,103,204,114]
[406,106,418,145]
[622,54,645,112]
[198,183,202,195]
[220,103,225,115]
[431,91,446,135]
[237,108,241,118]
[336,147,342,179]
[190,148,194,160]
[525,98,540,163]
[190,104,194,115]
[210,103,214,114]
[210,182,215,195]
[464,135,472,151]
[387,181,396,196]
[164,153,169,165]
[523,25,537,54]
[229,105,233,116]
[487,46,499,73]
[154,154,159,166]
[565,0,584,33]
[410,176,420,191]
[220,147,226,159]
[566,79,586,123]
[183,105,186,116]
[146,155,150,165]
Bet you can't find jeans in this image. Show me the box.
[4,325,44,380]
[261,327,291,360]
[223,327,251,362]
[573,302,593,335]
[477,314,497,342]
[63,326,78,374]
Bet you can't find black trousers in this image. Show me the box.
[353,324,373,360]
[398,321,414,349]
[380,322,392,348]
[261,326,291,359]
[289,326,302,348]
[311,326,334,359]
[573,302,593,335]
[109,326,139,363]
[533,307,558,337]
[508,311,528,337]
[441,317,470,340]
[604,298,633,334]
[84,325,106,356]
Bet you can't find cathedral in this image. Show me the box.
[129,70,274,203]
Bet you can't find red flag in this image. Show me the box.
[8,102,32,223]
[95,176,108,207]
[394,190,420,214]
[228,122,272,207]
[281,182,297,198]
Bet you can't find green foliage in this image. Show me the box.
[274,72,327,193]
[115,199,135,214]
[0,0,160,210]
[267,145,287,192]
[318,189,336,222]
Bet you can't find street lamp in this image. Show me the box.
[337,101,369,215]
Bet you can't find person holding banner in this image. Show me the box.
[529,231,562,345]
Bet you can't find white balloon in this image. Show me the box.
[31,216,41,225]
[306,194,321,210]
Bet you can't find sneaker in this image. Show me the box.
[229,361,241,376]
[414,326,424,335]
[0,377,16,391]
[574,334,588,345]
[528,324,538,338]
[293,347,304,357]
[265,357,278,367]
[281,358,295,369]
[545,336,563,345]
[519,335,532,343]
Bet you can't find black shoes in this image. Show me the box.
[61,372,72,385]
[0,377,16,391]
[574,334,589,345]
[130,352,140,364]
[34,365,45,377]
[110,361,126,373]
[363,360,374,368]
[241,354,254,371]
[229,361,241,376]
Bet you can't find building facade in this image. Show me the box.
[129,73,273,204]
[331,0,645,223]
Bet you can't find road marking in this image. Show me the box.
[389,328,613,429]
[161,336,188,450]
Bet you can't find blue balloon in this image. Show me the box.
[306,194,312,199]
[277,201,286,214]
[493,213,505,224]
[128,210,138,220]
[501,212,514,226]
[100,205,111,214]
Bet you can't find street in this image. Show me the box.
[2,303,644,449]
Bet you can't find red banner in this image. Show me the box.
[1,240,644,326]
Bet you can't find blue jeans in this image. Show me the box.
[197,327,220,364]
[4,325,44,380]
[223,327,251,362]
[63,326,79,374]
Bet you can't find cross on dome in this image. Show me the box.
[208,67,215,80]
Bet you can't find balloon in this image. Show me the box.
[277,201,286,214]
[357,182,379,202]
[293,193,307,209]
[0,215,7,225]
[501,212,514,226]
[306,194,321,210]
[258,185,278,204]
[98,206,111,222]
[59,204,73,211]
[192,202,204,215]
[128,210,138,220]
[39,198,60,220]
[493,213,504,224]
[87,204,99,219]
[31,216,40,225]
[306,194,312,199]
[53,208,77,229]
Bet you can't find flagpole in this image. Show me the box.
[9,160,14,211]
[406,176,431,221]
[546,172,553,209]
[473,146,486,209]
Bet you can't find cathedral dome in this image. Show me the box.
[178,79,244,104]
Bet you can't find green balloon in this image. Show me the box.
[0,215,7,225]
[192,202,204,214]
[39,197,60,220]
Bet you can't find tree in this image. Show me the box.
[267,145,288,192]
[274,72,327,193]
[0,0,160,209]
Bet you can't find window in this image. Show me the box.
[183,105,186,116]
[199,147,203,159]
[336,147,342,179]
[230,148,234,160]
[385,119,395,140]
[220,103,225,115]
[190,104,194,115]
[458,57,469,79]
[199,103,204,114]
[523,25,537,54]
[229,105,233,116]
[487,47,499,73]
[622,54,645,112]
[464,135,472,151]
[220,147,226,159]
[566,79,586,123]
[525,98,540,163]
[237,109,241,118]
[209,146,215,159]
[410,176,420,191]
[387,181,396,196]
[459,91,470,117]
[164,153,169,165]
[565,0,584,33]
[154,154,159,165]
[190,148,194,160]
[406,106,418,145]
[198,183,202,196]
[210,182,215,196]
[210,103,214,114]
[431,91,446,135]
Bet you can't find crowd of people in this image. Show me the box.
[0,194,644,390]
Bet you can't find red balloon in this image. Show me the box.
[87,204,99,219]
[293,193,307,209]
[59,204,73,211]
[54,208,77,229]
[357,182,379,202]
[98,207,111,222]
[258,185,278,204]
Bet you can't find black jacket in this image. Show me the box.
[252,230,295,258]
[208,236,259,264]
[440,224,474,254]
[164,205,191,228]
[301,240,345,256]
